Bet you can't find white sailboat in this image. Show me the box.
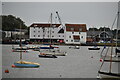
[38,13,66,58]
[98,11,120,79]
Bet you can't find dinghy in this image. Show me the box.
[12,61,40,68]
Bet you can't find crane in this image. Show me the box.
[56,11,64,29]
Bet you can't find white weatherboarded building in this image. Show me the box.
[29,23,64,43]
[64,24,87,44]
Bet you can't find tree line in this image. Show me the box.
[1,15,27,31]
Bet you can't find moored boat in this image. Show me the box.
[38,54,57,58]
[12,61,40,68]
[40,50,67,56]
[88,46,100,50]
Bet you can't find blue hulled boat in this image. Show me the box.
[12,61,40,68]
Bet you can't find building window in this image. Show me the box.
[71,40,73,42]
[34,31,35,33]
[63,35,64,37]
[79,32,81,34]
[71,28,74,31]
[66,40,68,42]
[48,31,49,33]
[38,31,40,32]
[79,28,82,31]
[53,25,56,27]
[69,36,71,38]
[52,36,54,37]
[74,39,80,42]
[72,32,74,34]
[38,35,40,37]
[81,36,83,38]
[34,35,35,37]
[48,35,49,37]
[59,35,60,37]
[52,31,54,33]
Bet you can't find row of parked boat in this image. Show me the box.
[11,44,67,68]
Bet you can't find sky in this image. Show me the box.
[1,1,120,29]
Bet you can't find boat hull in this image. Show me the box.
[12,61,40,68]
[42,52,67,56]
[69,46,80,49]
[12,49,29,52]
[101,55,120,62]
[39,47,54,49]
[98,71,120,79]
[13,63,39,68]
[38,55,57,58]
[88,47,100,50]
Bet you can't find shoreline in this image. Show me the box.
[1,43,120,47]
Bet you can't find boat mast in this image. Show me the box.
[50,13,52,45]
[20,23,22,60]
[103,26,106,48]
[93,26,96,46]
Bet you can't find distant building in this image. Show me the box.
[3,29,27,39]
[64,24,87,44]
[87,31,113,43]
[29,23,64,43]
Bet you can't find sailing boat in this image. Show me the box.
[38,13,66,58]
[12,24,40,68]
[38,13,57,58]
[88,27,100,50]
[39,49,67,56]
[98,12,120,78]
[34,25,58,51]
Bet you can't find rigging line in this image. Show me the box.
[48,13,51,24]
[98,47,110,72]
[107,12,119,73]
[111,13,117,30]
[100,47,106,58]
[115,12,119,51]
[100,27,107,57]
[109,39,114,73]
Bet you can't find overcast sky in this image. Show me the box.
[2,2,119,29]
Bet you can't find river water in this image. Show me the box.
[2,45,119,78]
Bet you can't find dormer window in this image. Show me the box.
[71,28,74,31]
[34,25,37,27]
[79,28,82,31]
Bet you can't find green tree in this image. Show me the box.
[88,28,98,31]
[2,15,27,31]
[99,27,110,31]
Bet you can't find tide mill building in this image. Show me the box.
[29,23,87,44]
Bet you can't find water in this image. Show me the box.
[2,45,119,78]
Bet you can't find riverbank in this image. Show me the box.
[1,42,120,47]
